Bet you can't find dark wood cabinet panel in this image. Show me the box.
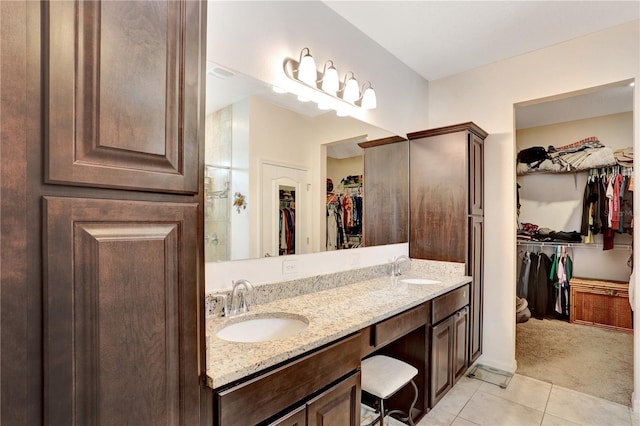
[469,217,484,363]
[452,307,469,382]
[409,133,467,262]
[361,139,409,247]
[469,134,484,215]
[306,371,361,426]
[45,0,204,194]
[268,405,307,426]
[430,316,454,407]
[43,197,200,425]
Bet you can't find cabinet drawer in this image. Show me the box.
[216,333,360,426]
[432,284,470,324]
[374,303,429,348]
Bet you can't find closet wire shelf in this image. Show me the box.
[516,240,632,250]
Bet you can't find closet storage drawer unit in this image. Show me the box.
[569,277,632,332]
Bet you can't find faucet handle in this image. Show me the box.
[214,294,229,317]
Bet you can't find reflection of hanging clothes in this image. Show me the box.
[279,208,295,254]
[326,202,345,250]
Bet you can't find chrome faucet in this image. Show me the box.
[391,255,412,277]
[229,279,254,316]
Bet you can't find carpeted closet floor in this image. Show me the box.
[516,318,633,406]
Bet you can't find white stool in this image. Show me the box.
[361,355,418,426]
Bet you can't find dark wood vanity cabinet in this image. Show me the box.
[408,123,486,366]
[269,372,360,426]
[430,285,470,408]
[215,334,361,426]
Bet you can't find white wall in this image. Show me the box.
[427,20,640,403]
[206,1,429,139]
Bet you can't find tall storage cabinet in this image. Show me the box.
[407,123,487,365]
[1,1,208,424]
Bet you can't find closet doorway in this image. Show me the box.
[514,80,635,406]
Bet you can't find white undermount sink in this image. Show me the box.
[400,278,441,285]
[216,313,309,343]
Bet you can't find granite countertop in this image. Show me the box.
[205,270,471,389]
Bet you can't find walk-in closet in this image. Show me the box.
[514,81,635,406]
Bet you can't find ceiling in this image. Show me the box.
[325,1,638,129]
[324,1,639,82]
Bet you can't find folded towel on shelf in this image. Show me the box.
[614,147,633,167]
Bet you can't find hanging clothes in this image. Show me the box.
[527,251,552,320]
[581,166,633,250]
[549,246,573,317]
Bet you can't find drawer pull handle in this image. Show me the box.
[606,289,617,296]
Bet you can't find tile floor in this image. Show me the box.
[412,374,638,426]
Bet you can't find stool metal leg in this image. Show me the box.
[386,379,418,426]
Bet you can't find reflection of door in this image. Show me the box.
[261,163,309,257]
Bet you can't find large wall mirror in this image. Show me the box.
[204,62,408,262]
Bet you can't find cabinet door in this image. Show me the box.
[45,0,204,193]
[453,307,469,383]
[469,217,483,363]
[307,371,360,426]
[269,405,307,426]
[43,197,200,426]
[469,134,484,215]
[409,134,467,262]
[430,317,453,408]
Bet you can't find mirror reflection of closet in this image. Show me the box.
[261,163,309,258]
[514,79,635,407]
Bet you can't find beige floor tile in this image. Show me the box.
[631,411,640,426]
[541,412,581,426]
[432,376,483,416]
[417,407,456,426]
[478,374,551,412]
[545,385,631,426]
[457,391,544,426]
[451,417,480,426]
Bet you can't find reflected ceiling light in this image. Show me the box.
[341,72,360,104]
[319,61,339,95]
[282,48,377,112]
[272,85,288,94]
[296,47,317,86]
[358,81,377,110]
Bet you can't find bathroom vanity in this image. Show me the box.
[206,266,473,425]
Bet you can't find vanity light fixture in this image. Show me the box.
[282,48,377,115]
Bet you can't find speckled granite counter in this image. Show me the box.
[206,263,471,389]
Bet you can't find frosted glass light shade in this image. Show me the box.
[321,66,339,95]
[343,77,360,103]
[361,87,377,109]
[297,52,317,86]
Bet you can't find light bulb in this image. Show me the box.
[321,65,339,95]
[360,87,377,109]
[343,76,360,103]
[297,49,317,86]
